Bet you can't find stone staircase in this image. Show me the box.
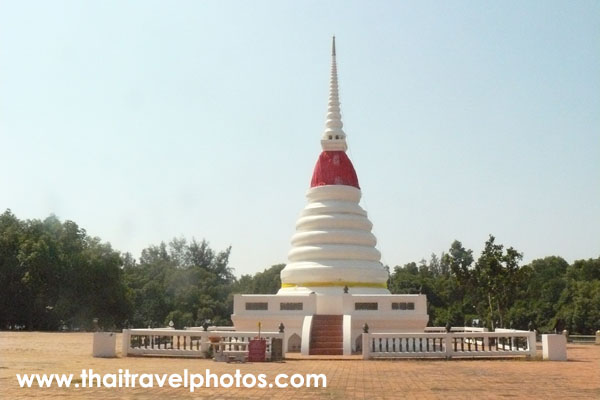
[309,315,343,355]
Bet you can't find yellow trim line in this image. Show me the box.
[281,281,388,289]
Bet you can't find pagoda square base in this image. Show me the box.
[231,292,428,355]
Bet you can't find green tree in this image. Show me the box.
[233,264,285,295]
[0,211,130,330]
[123,238,235,328]
[472,235,522,329]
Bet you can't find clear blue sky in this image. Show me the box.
[1,1,598,276]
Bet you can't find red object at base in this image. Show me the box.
[248,339,267,362]
[310,151,360,189]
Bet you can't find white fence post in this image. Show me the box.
[542,334,567,361]
[596,330,600,345]
[445,332,453,359]
[483,327,490,349]
[121,329,130,357]
[200,333,209,354]
[362,333,370,360]
[527,330,537,358]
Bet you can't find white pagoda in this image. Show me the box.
[232,38,428,355]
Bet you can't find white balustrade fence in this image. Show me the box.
[121,329,284,359]
[362,329,536,359]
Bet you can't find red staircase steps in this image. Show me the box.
[309,315,343,355]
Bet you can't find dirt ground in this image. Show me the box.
[1,331,599,399]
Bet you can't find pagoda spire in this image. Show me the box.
[321,36,348,151]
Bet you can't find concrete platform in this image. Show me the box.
[1,332,599,399]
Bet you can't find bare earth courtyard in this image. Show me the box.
[1,332,599,399]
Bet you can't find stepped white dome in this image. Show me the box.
[278,37,389,295]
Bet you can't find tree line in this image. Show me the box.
[389,237,600,334]
[0,210,598,334]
